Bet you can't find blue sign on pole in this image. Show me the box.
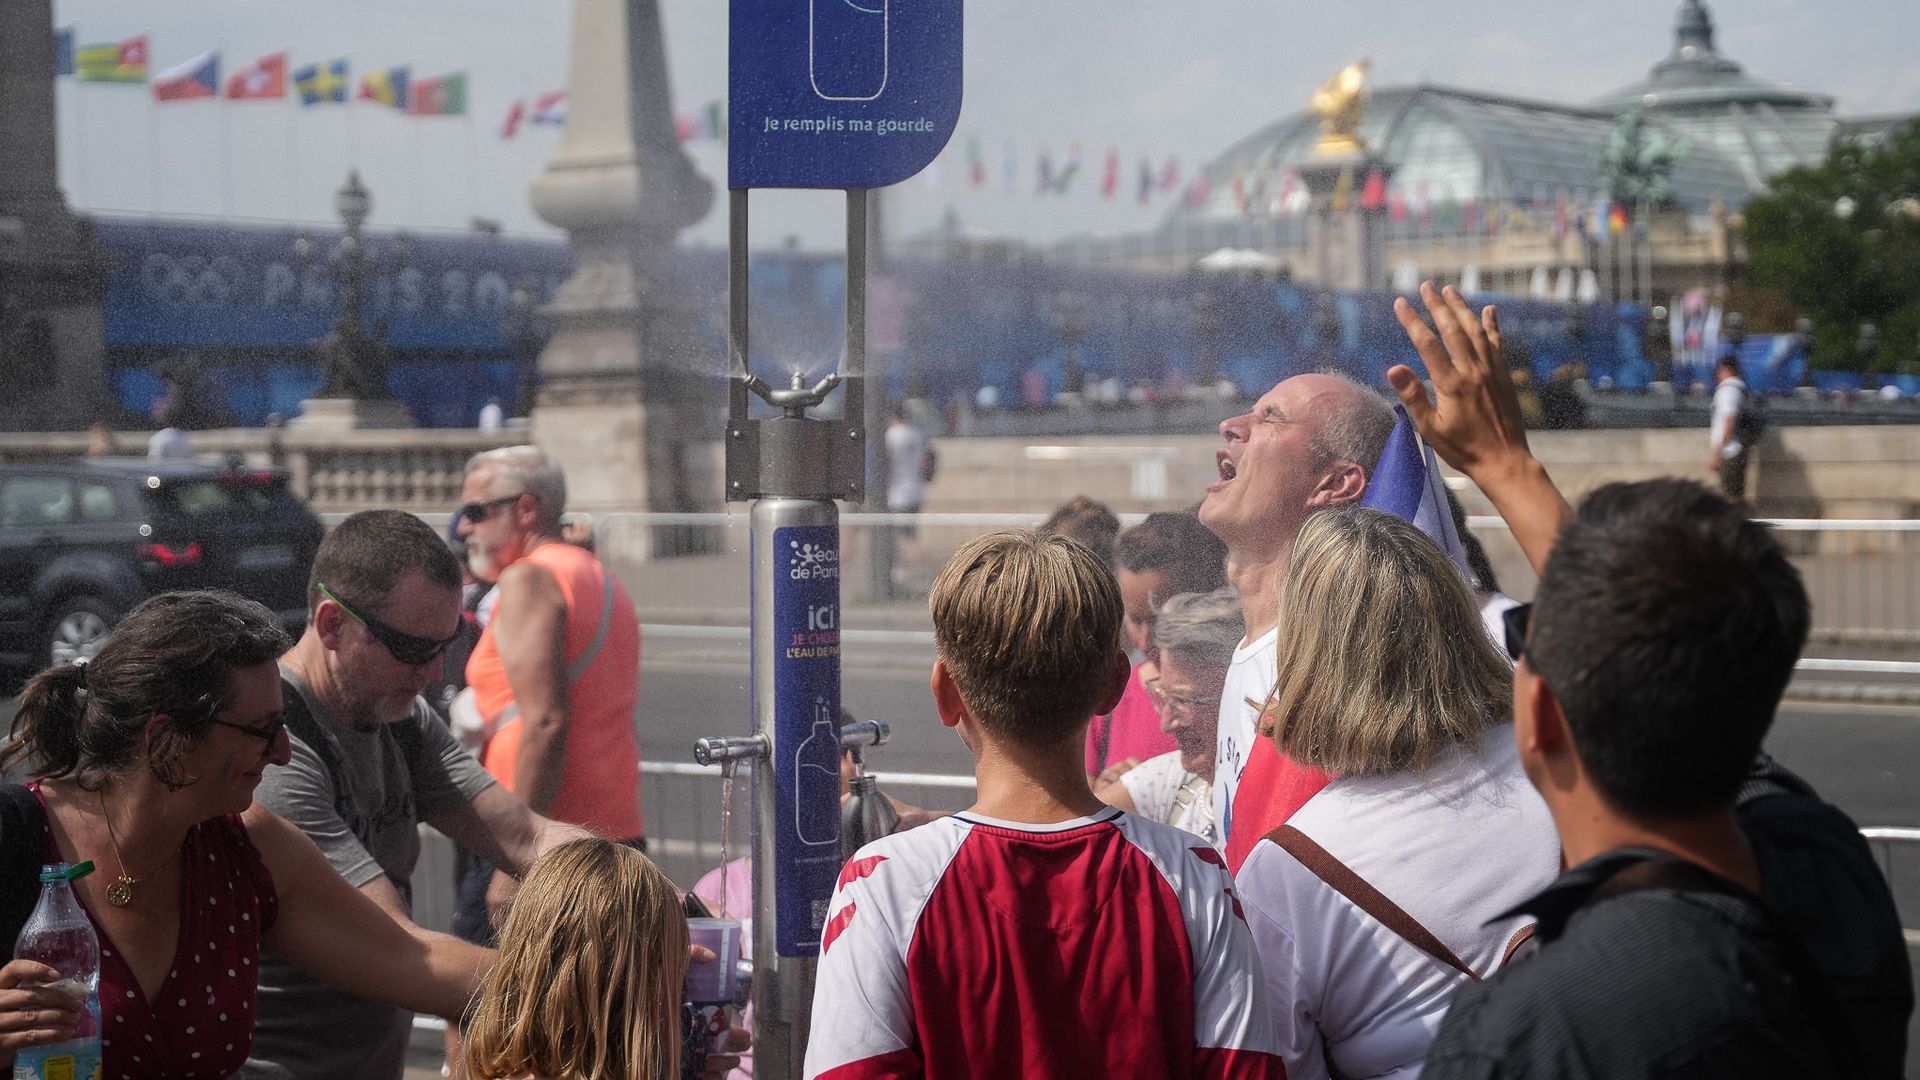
[769,524,845,955]
[729,0,963,189]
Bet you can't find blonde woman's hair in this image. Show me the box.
[930,528,1124,746]
[464,839,689,1080]
[1266,507,1511,776]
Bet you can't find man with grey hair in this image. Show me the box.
[453,445,645,938]
[1197,372,1395,868]
[1097,587,1243,848]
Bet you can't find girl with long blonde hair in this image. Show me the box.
[465,838,690,1080]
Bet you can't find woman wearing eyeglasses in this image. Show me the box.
[0,590,491,1080]
[1232,508,1559,1080]
[1095,589,1241,849]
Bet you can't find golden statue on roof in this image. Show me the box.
[1309,60,1371,157]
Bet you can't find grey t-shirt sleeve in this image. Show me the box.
[255,737,385,889]
[405,699,499,822]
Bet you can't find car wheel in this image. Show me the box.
[45,596,117,669]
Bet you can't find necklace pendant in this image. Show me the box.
[106,876,134,908]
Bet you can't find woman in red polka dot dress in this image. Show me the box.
[0,592,493,1080]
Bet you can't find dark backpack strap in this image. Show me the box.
[1267,823,1481,981]
[1,784,49,956]
[279,675,353,823]
[1589,850,1868,1076]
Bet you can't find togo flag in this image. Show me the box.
[1359,405,1472,577]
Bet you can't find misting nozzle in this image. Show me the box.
[693,733,770,768]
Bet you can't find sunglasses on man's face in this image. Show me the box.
[318,582,463,667]
[457,493,523,525]
[1501,603,1532,664]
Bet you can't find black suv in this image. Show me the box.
[0,459,323,674]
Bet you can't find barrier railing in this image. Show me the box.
[1858,828,1920,947]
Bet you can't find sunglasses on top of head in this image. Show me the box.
[317,582,462,667]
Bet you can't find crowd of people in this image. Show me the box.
[0,281,1910,1079]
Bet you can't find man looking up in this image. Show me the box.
[806,530,1283,1079]
[1390,283,1909,1077]
[1197,372,1395,861]
[455,445,645,926]
[245,509,591,1080]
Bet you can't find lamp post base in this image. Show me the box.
[289,396,417,431]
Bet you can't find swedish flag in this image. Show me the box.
[294,58,348,105]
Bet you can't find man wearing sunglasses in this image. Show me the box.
[244,509,592,1080]
[454,446,645,927]
[1385,283,1908,1077]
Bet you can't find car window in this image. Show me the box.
[0,477,74,528]
[153,477,297,519]
[76,480,124,523]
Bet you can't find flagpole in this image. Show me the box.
[218,37,231,220]
[284,47,296,222]
[145,28,160,215]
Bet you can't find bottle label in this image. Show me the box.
[14,1040,102,1080]
[770,523,843,956]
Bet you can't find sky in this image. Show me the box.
[48,0,1920,253]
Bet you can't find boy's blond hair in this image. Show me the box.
[931,528,1124,746]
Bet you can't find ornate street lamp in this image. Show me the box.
[295,170,412,401]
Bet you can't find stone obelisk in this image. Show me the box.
[529,0,715,561]
[0,0,106,431]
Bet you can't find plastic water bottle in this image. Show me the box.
[841,773,901,860]
[12,863,101,1080]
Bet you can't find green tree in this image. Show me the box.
[1744,121,1920,372]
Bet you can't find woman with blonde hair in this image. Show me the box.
[465,838,690,1080]
[1235,507,1560,1080]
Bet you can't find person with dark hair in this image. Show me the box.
[0,590,491,1079]
[806,530,1283,1079]
[1389,282,1910,1078]
[1086,511,1228,782]
[1037,494,1122,566]
[1709,354,1755,499]
[244,511,593,1080]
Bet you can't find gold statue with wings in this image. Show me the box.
[1310,60,1370,156]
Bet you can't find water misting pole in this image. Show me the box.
[688,186,871,1080]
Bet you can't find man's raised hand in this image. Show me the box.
[1387,282,1533,482]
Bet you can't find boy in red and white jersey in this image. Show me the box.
[805,529,1284,1080]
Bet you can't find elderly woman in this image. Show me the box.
[0,590,491,1079]
[1097,588,1241,847]
[1235,508,1560,1080]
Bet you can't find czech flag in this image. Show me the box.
[358,66,411,110]
[1222,407,1471,872]
[76,35,148,83]
[530,90,568,126]
[152,49,220,102]
[226,52,288,100]
[294,59,349,106]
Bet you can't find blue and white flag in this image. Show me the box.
[1360,405,1472,580]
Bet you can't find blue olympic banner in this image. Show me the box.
[729,0,963,189]
[768,523,846,956]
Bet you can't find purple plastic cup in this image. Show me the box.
[685,918,743,1005]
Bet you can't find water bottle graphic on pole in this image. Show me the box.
[691,3,961,1076]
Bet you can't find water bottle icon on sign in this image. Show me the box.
[810,0,889,101]
[795,697,842,846]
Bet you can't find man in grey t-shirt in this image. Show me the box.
[242,511,589,1080]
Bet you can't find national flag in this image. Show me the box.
[674,111,695,141]
[225,52,287,100]
[1222,407,1472,873]
[1389,183,1408,222]
[530,90,568,126]
[1100,147,1118,199]
[357,66,410,109]
[703,101,725,141]
[52,28,75,77]
[499,99,525,138]
[1274,168,1299,216]
[1184,170,1210,208]
[294,59,349,105]
[1414,181,1431,225]
[1360,168,1387,212]
[76,35,148,83]
[152,49,220,102]
[1231,162,1249,212]
[1052,143,1083,194]
[1037,148,1055,195]
[1136,155,1155,205]
[1330,166,1353,213]
[966,137,986,188]
[1158,155,1181,192]
[409,72,467,116]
